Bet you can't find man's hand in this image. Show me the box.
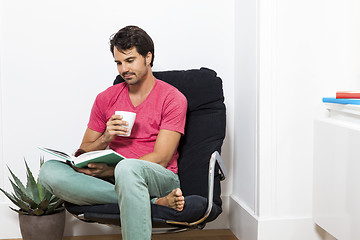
[104,114,129,142]
[80,114,129,152]
[72,163,115,179]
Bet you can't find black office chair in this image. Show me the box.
[65,67,227,232]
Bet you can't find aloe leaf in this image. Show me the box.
[9,179,37,209]
[37,182,44,200]
[49,195,57,202]
[12,194,31,212]
[0,188,22,209]
[38,198,50,211]
[51,206,65,214]
[9,178,25,199]
[9,206,33,215]
[24,160,40,204]
[0,188,31,213]
[47,198,64,214]
[9,206,28,215]
[7,166,28,196]
[37,156,46,200]
[53,198,64,209]
[32,208,45,216]
[43,187,54,202]
[37,181,52,202]
[49,198,64,207]
[46,207,64,215]
[9,193,32,213]
[49,195,61,204]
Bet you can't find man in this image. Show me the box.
[39,26,187,240]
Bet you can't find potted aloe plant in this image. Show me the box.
[0,158,65,240]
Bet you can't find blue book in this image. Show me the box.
[322,97,360,105]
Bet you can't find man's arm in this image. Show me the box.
[80,115,128,152]
[76,114,181,177]
[74,114,129,178]
[75,128,181,178]
[79,128,108,152]
[74,127,115,178]
[139,129,182,167]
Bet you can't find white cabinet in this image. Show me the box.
[313,104,360,240]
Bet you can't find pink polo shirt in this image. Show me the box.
[87,78,187,174]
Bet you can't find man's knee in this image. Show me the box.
[114,159,145,183]
[39,160,67,190]
[39,160,59,182]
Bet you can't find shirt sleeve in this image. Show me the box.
[160,89,188,134]
[87,92,107,133]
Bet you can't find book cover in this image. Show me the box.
[38,147,125,168]
[336,91,360,99]
[322,97,360,105]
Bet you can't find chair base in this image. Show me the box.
[65,195,221,231]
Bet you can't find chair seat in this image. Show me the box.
[65,195,222,228]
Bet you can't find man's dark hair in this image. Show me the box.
[110,26,155,67]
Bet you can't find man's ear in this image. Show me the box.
[145,52,152,66]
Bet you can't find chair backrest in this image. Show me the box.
[114,67,226,207]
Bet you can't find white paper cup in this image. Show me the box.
[115,111,136,137]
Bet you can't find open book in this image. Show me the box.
[38,147,126,168]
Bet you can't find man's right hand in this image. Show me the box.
[104,114,129,142]
[79,114,129,152]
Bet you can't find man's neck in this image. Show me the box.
[129,71,154,93]
[128,69,155,107]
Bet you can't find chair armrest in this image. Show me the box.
[200,151,227,223]
[166,151,227,226]
[213,151,227,181]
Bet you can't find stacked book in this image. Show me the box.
[323,91,360,105]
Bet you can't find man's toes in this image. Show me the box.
[175,196,184,202]
[177,204,184,211]
[176,200,185,209]
[175,188,182,196]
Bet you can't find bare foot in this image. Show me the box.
[155,188,185,211]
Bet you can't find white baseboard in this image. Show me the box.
[229,195,259,240]
[229,196,336,240]
[258,217,331,240]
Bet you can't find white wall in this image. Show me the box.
[0,0,235,238]
[232,0,360,239]
[0,0,4,204]
[258,0,360,218]
[230,1,258,237]
[233,0,257,213]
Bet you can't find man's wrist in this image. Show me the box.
[100,133,112,145]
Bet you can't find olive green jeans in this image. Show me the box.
[39,159,180,240]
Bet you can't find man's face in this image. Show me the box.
[113,46,151,85]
